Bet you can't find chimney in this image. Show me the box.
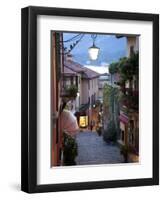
[66,53,73,61]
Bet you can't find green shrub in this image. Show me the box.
[120,145,129,163]
[63,132,78,166]
[109,62,119,74]
[96,126,102,136]
[103,120,117,143]
[118,53,139,82]
[65,85,78,97]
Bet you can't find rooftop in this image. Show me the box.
[82,66,100,79]
[63,65,77,76]
[64,59,100,79]
[64,60,85,73]
[84,65,109,74]
[99,74,110,80]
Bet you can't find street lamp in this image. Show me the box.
[88,34,100,60]
[77,92,80,97]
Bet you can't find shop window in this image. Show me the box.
[130,120,134,130]
[70,77,73,85]
[76,76,78,87]
[121,130,124,141]
[131,133,134,145]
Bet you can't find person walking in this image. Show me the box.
[90,120,95,131]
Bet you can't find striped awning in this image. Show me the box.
[119,114,128,124]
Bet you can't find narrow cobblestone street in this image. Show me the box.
[75,131,124,165]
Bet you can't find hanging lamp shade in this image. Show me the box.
[88,44,100,60]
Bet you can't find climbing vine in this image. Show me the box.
[103,84,120,120]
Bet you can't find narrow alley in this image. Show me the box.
[75,131,124,165]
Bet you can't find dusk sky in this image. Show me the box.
[63,32,127,66]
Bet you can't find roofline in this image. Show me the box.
[64,64,85,73]
[82,75,100,80]
[64,60,101,79]
[62,73,77,76]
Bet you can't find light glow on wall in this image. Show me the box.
[79,116,88,127]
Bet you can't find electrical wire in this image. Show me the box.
[64,34,85,54]
[63,34,82,43]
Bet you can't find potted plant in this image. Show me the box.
[120,145,129,163]
[63,132,78,166]
[65,85,78,98]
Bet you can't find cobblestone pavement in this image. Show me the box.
[75,131,124,165]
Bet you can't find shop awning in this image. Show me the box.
[119,114,128,124]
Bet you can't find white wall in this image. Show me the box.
[0,0,162,199]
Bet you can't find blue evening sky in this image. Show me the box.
[63,32,127,66]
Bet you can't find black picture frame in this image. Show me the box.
[21,6,159,193]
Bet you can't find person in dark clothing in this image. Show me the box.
[90,120,95,131]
